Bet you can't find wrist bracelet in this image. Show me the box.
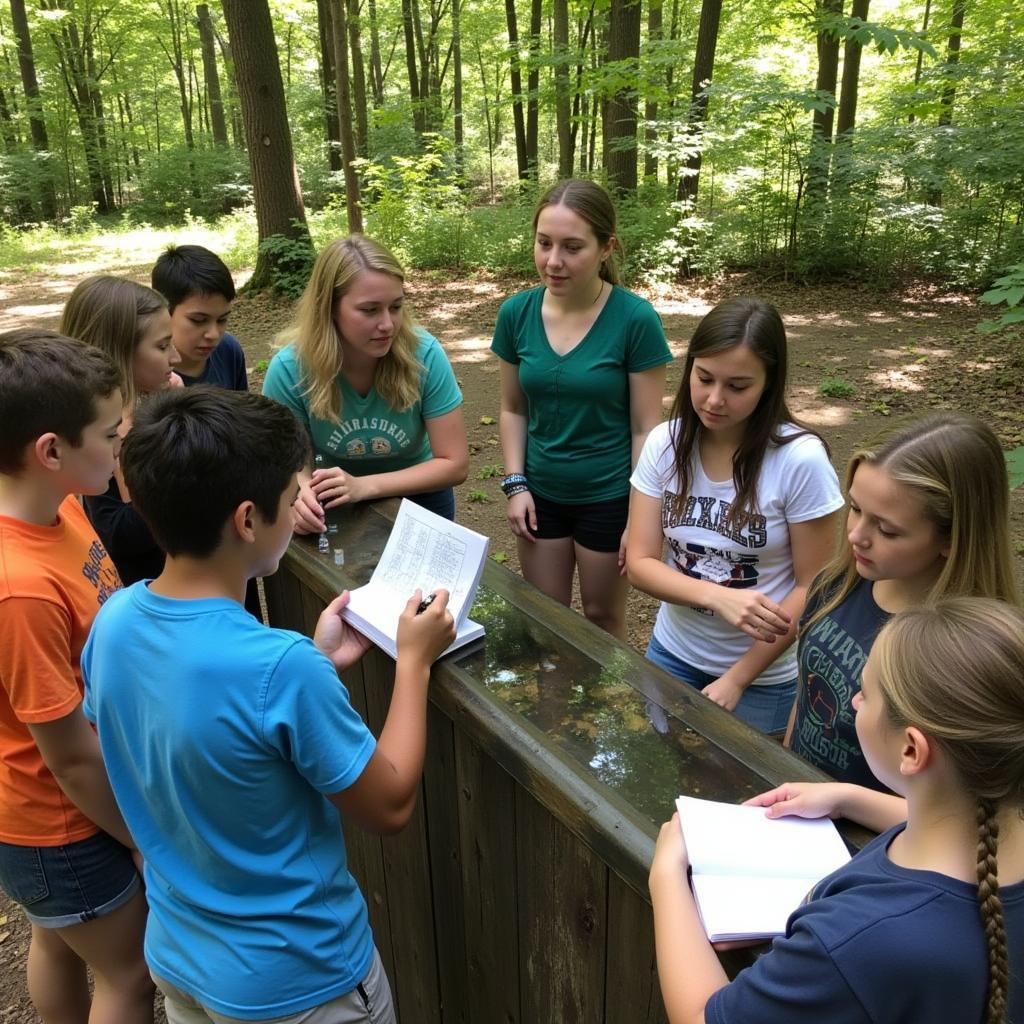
[504,484,529,500]
[500,473,528,497]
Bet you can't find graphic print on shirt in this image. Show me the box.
[81,539,120,605]
[794,614,871,772]
[326,415,412,459]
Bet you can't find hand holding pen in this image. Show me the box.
[397,588,455,666]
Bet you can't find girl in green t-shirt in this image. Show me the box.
[492,180,671,639]
[264,235,468,524]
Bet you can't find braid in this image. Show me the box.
[976,799,1009,1024]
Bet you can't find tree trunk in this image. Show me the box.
[346,0,368,158]
[603,0,640,194]
[331,0,363,232]
[524,0,541,179]
[676,0,721,205]
[160,0,194,150]
[835,0,869,140]
[401,0,425,136]
[805,0,843,205]
[506,0,528,180]
[452,0,464,178]
[937,0,965,127]
[643,0,662,181]
[552,0,572,178]
[196,3,228,147]
[9,0,57,219]
[316,0,343,171]
[367,0,384,104]
[220,0,312,293]
[570,2,593,164]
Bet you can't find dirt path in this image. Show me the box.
[0,268,1021,1018]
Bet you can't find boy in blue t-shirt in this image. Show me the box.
[81,387,455,1023]
[151,244,247,391]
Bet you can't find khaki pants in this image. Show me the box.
[153,947,395,1024]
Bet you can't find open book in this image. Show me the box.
[675,795,852,942]
[341,499,488,661]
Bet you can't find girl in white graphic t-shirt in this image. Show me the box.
[627,298,843,734]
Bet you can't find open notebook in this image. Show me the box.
[675,795,852,942]
[341,499,488,661]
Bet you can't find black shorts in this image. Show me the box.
[528,492,629,553]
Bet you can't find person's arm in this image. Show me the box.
[745,782,907,833]
[497,356,537,540]
[619,364,668,570]
[28,711,135,849]
[626,489,792,642]
[328,590,456,834]
[701,511,839,711]
[314,407,469,508]
[650,814,729,1023]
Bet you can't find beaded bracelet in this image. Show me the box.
[500,473,528,497]
[503,484,530,500]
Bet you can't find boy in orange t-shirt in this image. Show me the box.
[0,329,153,1022]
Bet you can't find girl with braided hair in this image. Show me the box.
[650,597,1024,1024]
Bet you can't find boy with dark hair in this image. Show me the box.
[151,244,246,390]
[0,329,153,1022]
[82,386,455,1024]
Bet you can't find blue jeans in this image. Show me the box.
[646,634,797,735]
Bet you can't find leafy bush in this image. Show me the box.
[818,379,857,398]
[130,147,251,224]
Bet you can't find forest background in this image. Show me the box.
[0,0,1020,308]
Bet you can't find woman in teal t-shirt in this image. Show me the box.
[491,180,671,638]
[264,235,468,524]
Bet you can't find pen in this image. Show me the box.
[416,592,437,615]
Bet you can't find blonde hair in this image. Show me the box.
[874,598,1024,1024]
[277,235,422,423]
[60,275,168,411]
[805,414,1019,631]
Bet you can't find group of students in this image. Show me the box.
[0,177,1020,1024]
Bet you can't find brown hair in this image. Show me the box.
[532,179,621,285]
[874,598,1024,1023]
[60,275,168,410]
[805,414,1019,632]
[664,297,822,526]
[0,329,121,473]
[276,235,422,423]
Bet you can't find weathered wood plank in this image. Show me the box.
[454,731,521,1024]
[516,786,606,1024]
[604,872,668,1024]
[423,704,469,1024]
[362,649,442,1024]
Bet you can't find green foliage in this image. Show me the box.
[130,148,252,224]
[1006,448,1024,491]
[818,379,857,398]
[255,230,316,299]
[478,464,502,479]
[979,264,1024,334]
[467,489,490,503]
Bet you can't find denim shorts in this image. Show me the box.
[407,487,455,521]
[527,492,629,553]
[0,830,140,929]
[646,634,797,735]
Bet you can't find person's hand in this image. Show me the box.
[396,589,456,666]
[314,591,373,672]
[292,479,325,535]
[167,371,185,389]
[709,587,791,643]
[617,527,628,576]
[506,490,537,542]
[649,812,690,891]
[311,466,371,509]
[701,674,746,712]
[743,782,846,821]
